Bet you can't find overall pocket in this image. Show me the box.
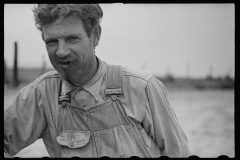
[56,130,91,148]
[56,130,92,157]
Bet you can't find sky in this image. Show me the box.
[4,3,235,78]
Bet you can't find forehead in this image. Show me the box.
[42,15,86,39]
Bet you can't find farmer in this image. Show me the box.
[4,4,191,158]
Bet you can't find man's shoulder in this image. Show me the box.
[34,70,61,85]
[120,65,153,82]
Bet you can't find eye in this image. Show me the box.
[68,37,80,43]
[46,40,57,46]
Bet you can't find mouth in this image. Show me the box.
[58,61,71,68]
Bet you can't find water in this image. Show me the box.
[167,89,234,157]
[4,85,234,157]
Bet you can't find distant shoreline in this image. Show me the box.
[158,77,234,90]
[5,68,234,90]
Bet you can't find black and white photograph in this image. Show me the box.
[4,3,234,158]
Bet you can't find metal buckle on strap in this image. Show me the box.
[105,88,122,95]
[105,88,122,101]
[105,65,122,101]
[59,94,70,103]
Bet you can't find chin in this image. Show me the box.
[56,68,77,85]
[54,67,67,80]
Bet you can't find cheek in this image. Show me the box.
[46,45,59,57]
[46,48,58,65]
[75,43,92,59]
[47,50,55,61]
[46,45,56,55]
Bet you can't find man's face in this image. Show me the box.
[42,15,97,86]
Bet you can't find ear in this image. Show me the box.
[93,25,101,48]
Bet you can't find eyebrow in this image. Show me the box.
[44,33,84,43]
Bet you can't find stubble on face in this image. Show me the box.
[43,15,98,87]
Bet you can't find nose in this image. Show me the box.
[56,41,71,58]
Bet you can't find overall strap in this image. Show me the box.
[58,79,70,104]
[105,65,122,97]
[105,65,152,157]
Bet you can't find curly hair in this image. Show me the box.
[32,4,103,37]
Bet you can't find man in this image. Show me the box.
[4,4,191,158]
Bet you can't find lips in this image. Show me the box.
[58,61,71,68]
[59,61,70,65]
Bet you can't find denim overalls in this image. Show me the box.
[56,65,153,158]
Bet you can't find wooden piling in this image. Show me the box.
[13,41,19,87]
[4,59,7,83]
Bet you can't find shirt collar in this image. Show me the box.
[60,56,106,101]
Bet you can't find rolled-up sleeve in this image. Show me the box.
[143,77,191,157]
[4,81,48,157]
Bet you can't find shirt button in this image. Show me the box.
[111,95,117,101]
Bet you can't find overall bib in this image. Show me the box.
[56,65,153,158]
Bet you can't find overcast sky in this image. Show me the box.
[4,3,235,78]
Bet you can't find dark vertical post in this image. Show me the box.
[13,41,19,87]
[4,59,6,83]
